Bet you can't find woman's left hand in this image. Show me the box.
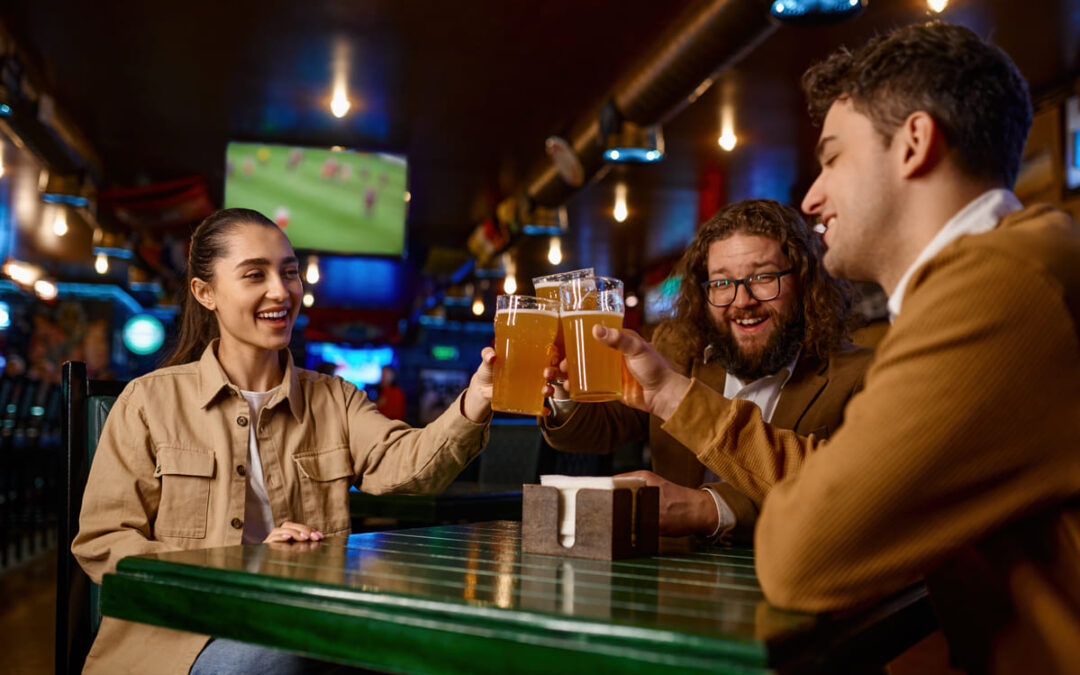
[462,347,495,423]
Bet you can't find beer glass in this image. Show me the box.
[532,268,594,373]
[491,295,560,415]
[559,276,624,402]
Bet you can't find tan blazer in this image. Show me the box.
[541,321,873,539]
[661,204,1080,673]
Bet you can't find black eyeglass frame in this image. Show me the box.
[701,269,795,307]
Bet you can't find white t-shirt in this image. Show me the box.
[239,387,279,544]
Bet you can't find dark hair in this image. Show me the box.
[802,21,1032,188]
[163,208,281,367]
[667,199,858,364]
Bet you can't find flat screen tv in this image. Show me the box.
[224,142,407,256]
[306,342,395,387]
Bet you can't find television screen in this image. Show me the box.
[306,342,395,387]
[224,142,407,256]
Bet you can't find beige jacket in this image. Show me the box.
[662,205,1080,673]
[541,321,872,539]
[72,342,489,674]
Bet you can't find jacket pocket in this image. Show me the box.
[153,448,215,538]
[293,447,353,534]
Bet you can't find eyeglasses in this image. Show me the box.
[701,269,794,307]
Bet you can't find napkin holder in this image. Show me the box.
[521,484,659,560]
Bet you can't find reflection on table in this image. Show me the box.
[101,521,936,674]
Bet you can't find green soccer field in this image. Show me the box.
[224,143,407,256]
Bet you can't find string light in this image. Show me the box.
[613,183,628,223]
[305,255,320,284]
[547,236,563,266]
[95,252,109,274]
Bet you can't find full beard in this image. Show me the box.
[708,302,805,381]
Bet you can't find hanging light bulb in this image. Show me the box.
[53,208,69,237]
[547,236,563,266]
[0,141,5,178]
[329,39,351,118]
[503,274,517,295]
[613,183,628,223]
[501,251,517,294]
[305,255,320,284]
[94,252,109,275]
[718,83,738,152]
[471,295,485,316]
[303,292,315,307]
[927,0,948,11]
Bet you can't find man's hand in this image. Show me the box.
[591,325,691,419]
[462,347,496,423]
[618,470,719,537]
[263,521,324,544]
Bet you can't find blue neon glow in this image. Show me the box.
[603,147,664,163]
[0,104,10,117]
[315,257,404,308]
[41,193,90,207]
[93,246,134,260]
[122,315,166,355]
[521,224,564,236]
[769,0,865,20]
[0,301,9,330]
[1073,130,1080,169]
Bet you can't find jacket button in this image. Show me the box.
[237,416,248,427]
[236,465,246,476]
[231,518,243,529]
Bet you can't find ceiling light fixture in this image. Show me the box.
[547,236,563,266]
[305,255,320,284]
[927,0,947,12]
[600,100,664,163]
[613,183,628,223]
[329,39,352,118]
[95,252,109,275]
[52,208,68,237]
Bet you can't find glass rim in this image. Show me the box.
[495,293,560,312]
[531,267,596,286]
[558,274,623,289]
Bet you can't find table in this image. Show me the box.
[100,521,936,674]
[349,483,522,527]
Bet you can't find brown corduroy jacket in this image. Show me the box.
[540,320,873,539]
[72,342,490,674]
[662,204,1080,674]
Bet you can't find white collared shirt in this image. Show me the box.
[239,386,280,544]
[887,189,1022,320]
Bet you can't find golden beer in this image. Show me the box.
[561,310,624,402]
[559,276,624,402]
[491,297,559,415]
[532,269,593,359]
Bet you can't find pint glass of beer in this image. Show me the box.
[532,268,594,369]
[559,276,624,402]
[491,295,560,415]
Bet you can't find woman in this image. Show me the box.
[72,208,496,674]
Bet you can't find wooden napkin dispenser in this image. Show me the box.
[521,484,659,560]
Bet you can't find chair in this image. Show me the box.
[56,362,127,675]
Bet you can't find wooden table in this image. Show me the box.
[101,521,935,674]
[350,483,522,527]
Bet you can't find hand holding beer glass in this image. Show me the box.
[490,295,560,415]
[559,276,625,402]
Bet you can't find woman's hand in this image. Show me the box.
[462,347,496,423]
[263,521,324,544]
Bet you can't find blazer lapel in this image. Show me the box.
[771,354,828,432]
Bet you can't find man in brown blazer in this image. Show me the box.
[595,22,1080,673]
[541,199,872,540]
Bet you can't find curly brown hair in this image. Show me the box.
[666,199,858,364]
[801,21,1031,188]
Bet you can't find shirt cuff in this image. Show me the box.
[546,397,578,425]
[702,487,736,538]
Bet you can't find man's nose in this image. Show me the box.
[801,173,825,216]
[731,282,759,308]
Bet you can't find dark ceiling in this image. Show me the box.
[2,0,1077,288]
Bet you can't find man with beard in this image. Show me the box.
[540,199,872,539]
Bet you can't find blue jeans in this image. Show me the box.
[190,638,370,675]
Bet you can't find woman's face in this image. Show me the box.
[192,223,303,356]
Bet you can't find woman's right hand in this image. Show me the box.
[263,521,324,544]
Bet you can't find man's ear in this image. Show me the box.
[895,110,943,179]
[191,277,216,312]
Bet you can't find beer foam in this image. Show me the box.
[558,309,623,317]
[495,308,559,317]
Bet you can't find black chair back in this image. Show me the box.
[56,362,127,675]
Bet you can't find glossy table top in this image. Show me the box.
[102,521,934,674]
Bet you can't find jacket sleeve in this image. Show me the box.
[71,385,172,584]
[345,379,490,495]
[539,399,649,454]
[671,245,1080,611]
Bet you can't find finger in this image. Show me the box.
[481,347,496,364]
[592,324,642,354]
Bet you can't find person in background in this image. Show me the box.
[594,22,1080,673]
[375,364,406,421]
[73,208,497,674]
[541,199,872,540]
